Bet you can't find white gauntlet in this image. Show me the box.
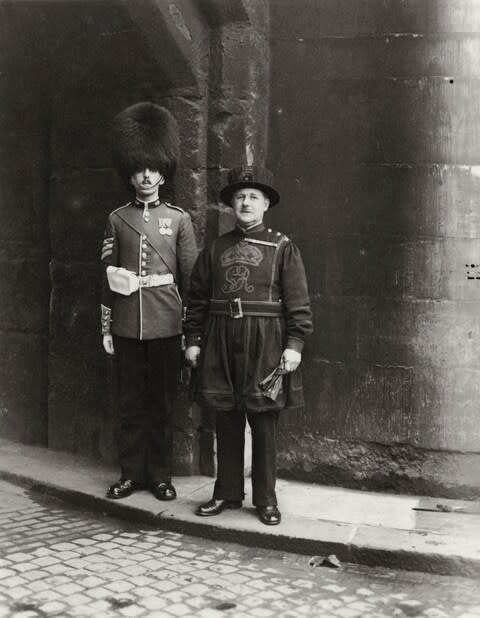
[101,304,112,335]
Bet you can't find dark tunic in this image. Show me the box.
[185,222,312,413]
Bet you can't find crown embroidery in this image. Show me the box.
[220,241,263,267]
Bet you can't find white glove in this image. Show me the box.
[185,345,201,368]
[280,348,301,372]
[103,334,115,355]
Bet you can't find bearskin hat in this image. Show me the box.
[112,102,180,182]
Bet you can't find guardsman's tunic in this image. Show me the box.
[184,222,312,505]
[101,199,197,339]
[101,199,197,484]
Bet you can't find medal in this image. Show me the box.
[159,218,172,236]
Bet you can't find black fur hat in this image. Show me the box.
[112,102,180,182]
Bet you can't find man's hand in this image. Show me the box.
[280,348,301,372]
[103,334,115,355]
[185,345,201,368]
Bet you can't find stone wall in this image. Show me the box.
[0,4,50,445]
[3,0,479,497]
[268,0,480,497]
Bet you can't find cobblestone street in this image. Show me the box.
[0,479,479,618]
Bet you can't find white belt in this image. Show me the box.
[138,273,174,288]
[107,266,174,296]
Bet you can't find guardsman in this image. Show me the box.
[101,102,197,501]
[184,165,312,525]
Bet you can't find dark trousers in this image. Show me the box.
[213,409,279,507]
[114,335,181,485]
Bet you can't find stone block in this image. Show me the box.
[172,394,200,475]
[356,298,480,368]
[53,20,163,94]
[308,296,358,363]
[272,36,480,81]
[123,0,208,91]
[0,257,49,332]
[347,164,480,241]
[299,236,480,302]
[163,95,207,170]
[270,0,480,37]
[302,359,414,444]
[206,18,269,170]
[0,172,48,245]
[270,164,480,242]
[51,119,113,173]
[368,238,480,301]
[199,0,248,26]
[429,0,480,33]
[220,24,255,92]
[0,332,47,445]
[276,431,480,498]
[271,78,480,166]
[208,109,252,170]
[411,366,480,451]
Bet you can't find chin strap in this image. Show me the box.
[143,202,150,222]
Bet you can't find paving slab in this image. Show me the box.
[0,438,479,577]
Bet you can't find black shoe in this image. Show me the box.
[107,479,140,500]
[257,505,281,525]
[150,481,177,501]
[195,499,242,517]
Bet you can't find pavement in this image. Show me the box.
[0,439,479,578]
[3,479,480,618]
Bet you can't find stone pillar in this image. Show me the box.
[198,0,271,475]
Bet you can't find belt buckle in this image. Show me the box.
[229,297,243,319]
[138,276,149,287]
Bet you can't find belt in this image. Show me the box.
[138,273,174,288]
[209,298,283,319]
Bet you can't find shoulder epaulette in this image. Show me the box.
[165,202,185,214]
[266,228,289,244]
[110,202,131,216]
[242,230,289,248]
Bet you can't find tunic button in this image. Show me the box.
[141,261,146,267]
[142,235,147,240]
[268,228,272,232]
[142,252,147,258]
[141,270,147,276]
[142,244,148,249]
